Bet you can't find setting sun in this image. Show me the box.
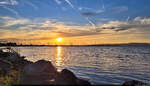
[56,38,63,42]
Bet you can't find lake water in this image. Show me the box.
[12,46,150,85]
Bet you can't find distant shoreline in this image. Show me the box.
[0,43,150,47]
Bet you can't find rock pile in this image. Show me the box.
[0,47,91,85]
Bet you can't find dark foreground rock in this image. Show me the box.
[20,60,91,85]
[20,60,58,84]
[55,69,91,85]
[122,80,150,86]
[24,60,57,75]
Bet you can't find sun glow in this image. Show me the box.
[56,38,63,42]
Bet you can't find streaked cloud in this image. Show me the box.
[78,7,92,11]
[65,0,74,8]
[134,17,150,24]
[1,16,29,26]
[96,17,150,32]
[24,0,38,10]
[82,12,98,17]
[101,0,105,9]
[1,16,150,43]
[0,0,38,17]
[0,16,97,42]
[54,0,62,5]
[0,0,18,5]
[1,5,20,17]
[81,6,128,17]
[0,1,8,5]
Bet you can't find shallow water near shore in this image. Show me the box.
[7,46,150,85]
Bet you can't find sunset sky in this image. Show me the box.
[0,0,150,45]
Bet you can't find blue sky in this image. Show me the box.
[0,0,150,22]
[0,0,150,44]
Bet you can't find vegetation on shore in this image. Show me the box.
[0,47,31,85]
[0,69,20,85]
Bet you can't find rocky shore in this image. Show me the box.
[0,47,149,86]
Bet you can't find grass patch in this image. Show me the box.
[0,69,21,85]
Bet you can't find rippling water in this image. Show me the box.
[11,46,150,85]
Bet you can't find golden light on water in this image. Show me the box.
[55,46,63,66]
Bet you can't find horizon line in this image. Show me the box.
[1,42,150,46]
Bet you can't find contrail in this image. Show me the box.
[2,5,20,17]
[126,16,130,22]
[54,0,97,31]
[24,0,38,10]
[65,0,74,8]
[85,17,96,29]
[55,0,61,5]
[64,0,97,30]
[101,0,105,10]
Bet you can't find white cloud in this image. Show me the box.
[0,0,18,5]
[134,17,150,24]
[10,0,18,5]
[0,16,99,41]
[78,7,93,11]
[1,17,30,26]
[1,16,150,42]
[0,1,8,5]
[96,17,150,32]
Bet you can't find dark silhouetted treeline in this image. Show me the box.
[0,42,17,46]
[0,42,150,47]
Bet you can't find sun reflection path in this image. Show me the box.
[56,46,63,66]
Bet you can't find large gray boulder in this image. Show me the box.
[20,60,91,85]
[24,60,57,75]
[20,60,57,84]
